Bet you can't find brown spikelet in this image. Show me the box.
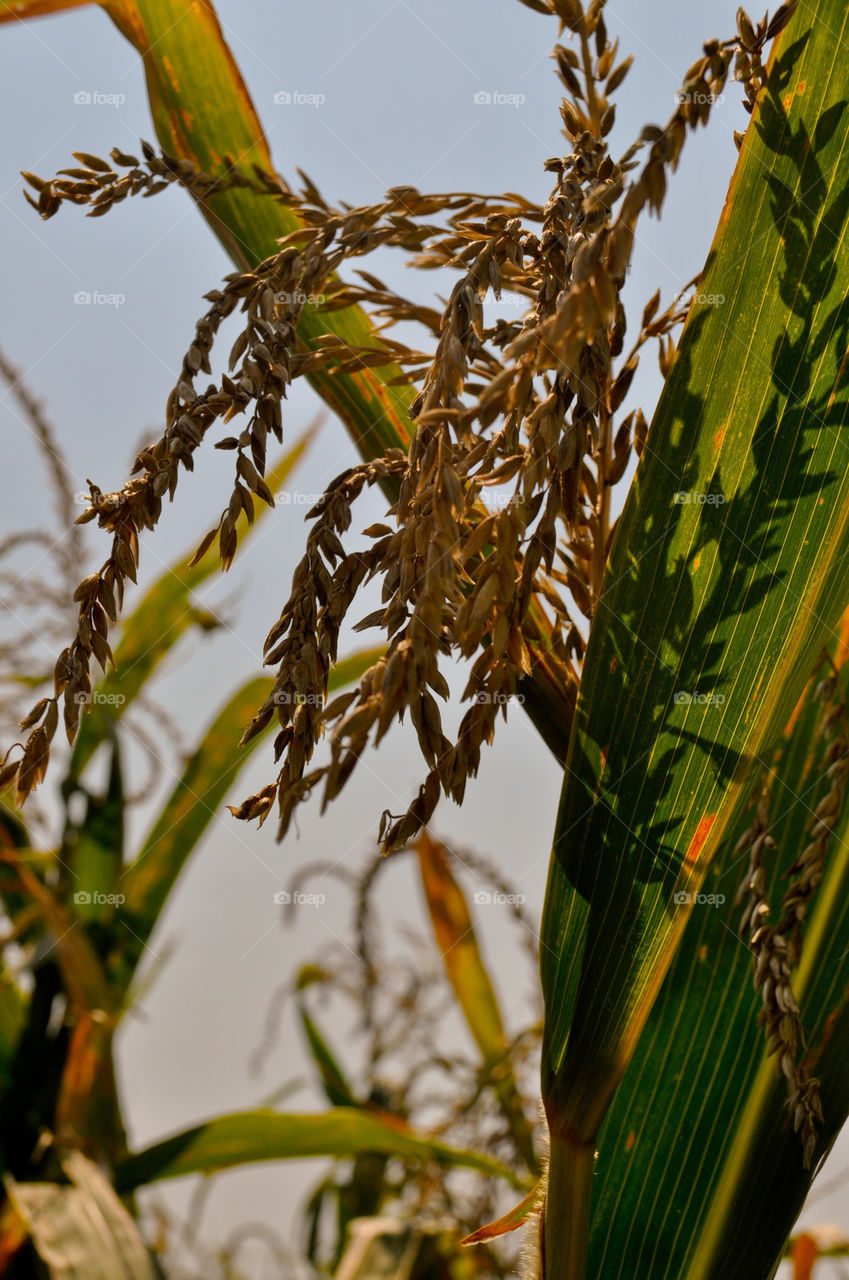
[733,648,846,1170]
[7,2,792,823]
[734,787,821,1166]
[777,656,849,966]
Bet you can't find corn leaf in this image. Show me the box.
[585,627,849,1278]
[6,856,112,1016]
[0,847,125,1165]
[299,1004,358,1109]
[0,0,88,17]
[5,1151,157,1280]
[682,731,849,1276]
[114,1107,530,1193]
[0,977,26,1095]
[66,737,124,924]
[54,1013,126,1164]
[0,788,34,946]
[106,0,415,454]
[539,6,849,1272]
[416,833,538,1172]
[461,1179,544,1246]
[0,0,414,456]
[6,0,417,461]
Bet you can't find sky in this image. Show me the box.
[0,0,847,1276]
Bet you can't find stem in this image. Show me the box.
[579,22,604,137]
[591,448,612,606]
[542,1131,596,1280]
[592,403,612,606]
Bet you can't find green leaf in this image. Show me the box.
[416,833,538,1172]
[0,976,26,1095]
[299,1004,358,1109]
[5,855,113,1016]
[682,702,849,1274]
[112,649,384,991]
[6,0,414,458]
[0,791,28,851]
[585,636,849,1279]
[539,8,849,1274]
[0,0,89,17]
[114,1108,530,1193]
[67,737,124,924]
[461,1178,544,1245]
[0,786,36,942]
[5,1151,158,1280]
[69,431,315,779]
[105,0,415,461]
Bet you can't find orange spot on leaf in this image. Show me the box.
[798,80,806,94]
[714,427,725,449]
[625,1131,635,1152]
[593,750,607,802]
[349,371,413,447]
[350,369,376,404]
[610,658,618,673]
[827,344,849,412]
[801,985,849,1072]
[683,814,716,875]
[162,55,180,95]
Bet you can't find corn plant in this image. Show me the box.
[0,377,534,1278]
[0,406,444,1274]
[3,0,849,1276]
[140,831,543,1279]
